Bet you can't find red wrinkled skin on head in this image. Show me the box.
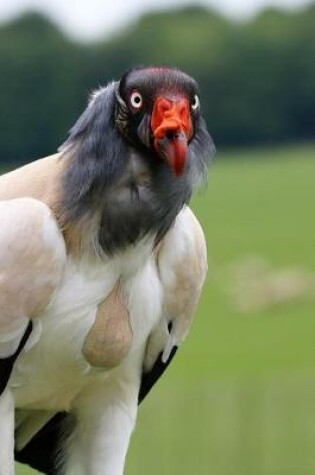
[151,97,192,177]
[151,97,192,140]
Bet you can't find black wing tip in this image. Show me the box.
[138,346,178,404]
[0,320,32,396]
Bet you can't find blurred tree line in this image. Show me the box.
[0,4,314,163]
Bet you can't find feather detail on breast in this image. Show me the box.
[82,284,133,369]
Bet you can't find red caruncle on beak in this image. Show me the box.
[151,96,192,177]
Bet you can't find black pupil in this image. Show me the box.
[134,95,141,104]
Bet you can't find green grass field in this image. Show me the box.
[16,144,315,474]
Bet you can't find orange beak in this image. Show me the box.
[151,97,192,177]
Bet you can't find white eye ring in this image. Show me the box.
[191,94,200,111]
[130,91,143,109]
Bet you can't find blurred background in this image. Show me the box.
[0,0,314,473]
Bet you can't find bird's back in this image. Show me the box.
[0,154,63,208]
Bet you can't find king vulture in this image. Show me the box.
[0,66,214,475]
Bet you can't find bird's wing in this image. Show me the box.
[0,198,66,391]
[139,205,207,401]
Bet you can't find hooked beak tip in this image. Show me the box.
[154,131,188,177]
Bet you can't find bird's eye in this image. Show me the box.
[191,95,200,111]
[130,91,143,109]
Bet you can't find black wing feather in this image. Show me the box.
[15,412,72,475]
[0,321,32,396]
[138,346,178,403]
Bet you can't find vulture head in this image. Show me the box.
[60,66,215,254]
[114,67,209,177]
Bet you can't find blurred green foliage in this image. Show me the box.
[0,5,314,163]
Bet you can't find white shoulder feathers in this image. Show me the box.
[0,198,66,357]
[144,205,208,370]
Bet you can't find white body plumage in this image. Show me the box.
[0,199,207,475]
